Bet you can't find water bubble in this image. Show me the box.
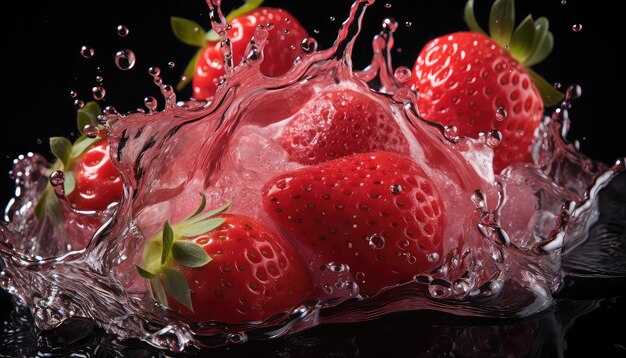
[300,37,319,54]
[325,262,348,273]
[313,29,320,34]
[49,170,64,186]
[80,45,94,58]
[367,234,385,249]
[148,66,161,77]
[427,252,440,262]
[393,66,412,83]
[91,86,106,100]
[83,124,100,138]
[554,82,562,89]
[560,0,566,4]
[385,3,392,8]
[103,106,118,116]
[495,107,508,121]
[355,271,365,282]
[405,21,412,27]
[116,24,129,37]
[144,96,158,111]
[390,184,403,195]
[114,49,136,70]
[565,84,582,100]
[69,90,77,98]
[485,130,502,147]
[443,125,458,141]
[572,24,582,32]
[95,75,104,83]
[73,99,85,109]
[329,16,336,22]
[168,61,176,68]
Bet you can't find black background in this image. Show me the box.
[1,0,625,357]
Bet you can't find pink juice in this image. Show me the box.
[0,0,624,351]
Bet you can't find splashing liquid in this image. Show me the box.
[1,0,624,352]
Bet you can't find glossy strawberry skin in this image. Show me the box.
[409,32,544,172]
[280,89,410,165]
[168,214,313,324]
[192,7,308,100]
[66,139,123,211]
[262,152,445,296]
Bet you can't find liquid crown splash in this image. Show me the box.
[0,0,624,351]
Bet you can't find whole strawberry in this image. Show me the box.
[280,89,410,165]
[262,151,445,297]
[172,1,308,100]
[136,197,313,324]
[409,0,563,172]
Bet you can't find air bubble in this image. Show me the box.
[367,234,385,249]
[393,66,412,83]
[495,107,507,121]
[325,262,348,273]
[148,66,161,77]
[116,25,129,37]
[427,252,440,262]
[114,49,136,71]
[91,86,106,100]
[80,45,94,58]
[73,99,85,109]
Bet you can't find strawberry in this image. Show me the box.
[136,196,313,324]
[35,102,123,218]
[172,1,308,100]
[280,89,410,165]
[408,0,564,172]
[262,151,445,296]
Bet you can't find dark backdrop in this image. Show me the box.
[1,0,624,357]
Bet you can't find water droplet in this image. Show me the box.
[69,90,77,98]
[344,281,359,295]
[452,279,470,295]
[83,124,100,138]
[390,184,403,195]
[144,96,158,111]
[560,0,566,4]
[95,75,104,83]
[329,16,336,22]
[73,99,85,109]
[405,21,412,27]
[485,130,502,147]
[565,84,582,100]
[326,262,348,273]
[428,280,451,298]
[368,234,385,249]
[114,49,136,71]
[91,86,106,100]
[49,170,64,186]
[443,125,458,140]
[355,272,365,282]
[168,61,175,68]
[323,284,334,294]
[427,252,440,262]
[554,82,562,89]
[103,106,118,116]
[301,37,318,54]
[148,66,161,77]
[572,24,582,32]
[495,107,508,121]
[313,29,320,35]
[116,25,129,37]
[80,45,94,58]
[385,3,392,8]
[393,66,412,83]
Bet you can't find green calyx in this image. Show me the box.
[170,0,265,91]
[35,102,104,220]
[464,0,564,106]
[135,194,233,311]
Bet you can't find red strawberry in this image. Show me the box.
[262,151,445,296]
[408,0,563,172]
[172,4,308,100]
[136,198,313,324]
[280,89,410,165]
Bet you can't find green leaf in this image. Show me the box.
[524,18,553,67]
[509,15,536,63]
[151,275,168,308]
[76,102,101,134]
[171,17,206,47]
[464,0,487,35]
[176,48,203,91]
[185,198,233,226]
[135,264,156,279]
[70,136,101,161]
[50,137,72,167]
[180,217,225,237]
[527,67,564,107]
[35,190,49,221]
[82,101,102,118]
[205,29,221,42]
[187,193,207,219]
[162,268,192,311]
[161,220,174,265]
[489,0,515,46]
[225,0,264,22]
[63,171,76,196]
[172,241,212,268]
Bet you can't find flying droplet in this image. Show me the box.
[301,37,319,54]
[572,24,582,32]
[329,16,336,22]
[405,21,412,27]
[554,82,562,89]
[385,3,392,8]
[565,84,582,100]
[73,99,85,109]
[95,75,104,83]
[495,107,508,121]
[116,25,129,37]
[144,96,158,111]
[83,124,100,138]
[168,61,175,68]
[69,90,77,98]
[91,86,106,100]
[114,49,136,70]
[148,66,161,77]
[80,45,94,58]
